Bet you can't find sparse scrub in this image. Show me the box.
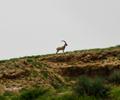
[74,76,109,98]
[30,70,39,77]
[26,58,33,63]
[78,96,99,100]
[26,58,48,68]
[51,94,79,100]
[74,76,92,96]
[41,70,49,79]
[110,86,120,100]
[47,93,99,100]
[0,46,119,99]
[0,95,6,100]
[108,70,120,84]
[18,87,49,100]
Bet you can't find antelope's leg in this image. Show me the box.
[56,50,59,54]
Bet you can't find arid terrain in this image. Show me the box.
[0,45,120,100]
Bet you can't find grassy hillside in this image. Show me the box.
[0,45,120,100]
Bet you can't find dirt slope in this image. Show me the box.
[0,45,120,93]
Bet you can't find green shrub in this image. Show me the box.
[53,94,78,100]
[74,76,92,96]
[50,94,99,100]
[26,58,34,63]
[108,70,120,84]
[91,78,109,97]
[2,91,18,100]
[19,87,48,100]
[0,95,6,100]
[110,86,120,100]
[41,71,49,79]
[74,76,109,98]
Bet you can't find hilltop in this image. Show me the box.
[0,45,119,93]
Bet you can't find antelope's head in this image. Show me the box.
[62,40,68,46]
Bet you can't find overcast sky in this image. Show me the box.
[0,0,120,59]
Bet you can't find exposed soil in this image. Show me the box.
[0,45,120,93]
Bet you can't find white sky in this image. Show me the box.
[0,0,120,59]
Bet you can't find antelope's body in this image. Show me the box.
[56,40,68,54]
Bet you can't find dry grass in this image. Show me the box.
[0,45,119,94]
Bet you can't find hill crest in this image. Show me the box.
[0,45,119,93]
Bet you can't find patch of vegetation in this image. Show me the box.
[37,92,100,100]
[26,58,34,63]
[0,95,6,100]
[41,70,49,79]
[110,86,120,100]
[30,70,39,77]
[18,87,49,100]
[26,58,48,68]
[0,45,120,99]
[74,76,109,98]
[108,70,120,84]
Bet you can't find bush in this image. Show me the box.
[110,86,120,100]
[108,70,120,84]
[91,78,109,97]
[74,76,109,98]
[74,76,92,95]
[19,87,48,100]
[0,95,6,100]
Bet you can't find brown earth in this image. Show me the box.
[0,45,120,93]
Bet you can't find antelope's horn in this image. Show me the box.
[62,40,67,44]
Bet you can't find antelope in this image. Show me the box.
[56,40,68,54]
